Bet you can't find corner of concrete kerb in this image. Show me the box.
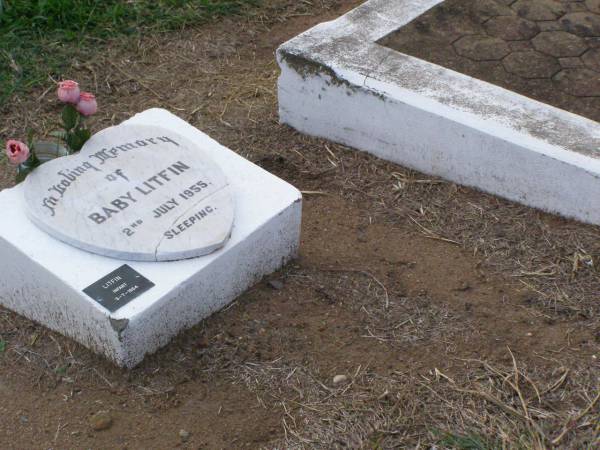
[109,317,130,342]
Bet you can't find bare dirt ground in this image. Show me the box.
[0,1,599,448]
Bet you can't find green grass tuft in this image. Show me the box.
[436,430,499,450]
[0,0,258,106]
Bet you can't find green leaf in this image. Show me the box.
[26,128,35,147]
[78,128,91,148]
[16,165,33,183]
[61,105,78,130]
[67,127,91,153]
[66,132,78,153]
[0,340,6,353]
[55,365,68,375]
[15,151,43,181]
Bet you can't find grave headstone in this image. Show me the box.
[0,108,302,367]
[23,124,234,261]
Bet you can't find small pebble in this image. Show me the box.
[333,374,348,385]
[456,281,471,291]
[179,429,191,442]
[267,279,284,290]
[89,411,113,431]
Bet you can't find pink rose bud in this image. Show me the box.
[57,80,80,104]
[76,92,97,116]
[5,140,30,164]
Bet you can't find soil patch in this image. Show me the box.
[0,0,598,448]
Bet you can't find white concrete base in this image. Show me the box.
[277,0,600,225]
[0,109,302,368]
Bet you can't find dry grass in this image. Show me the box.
[272,138,600,321]
[233,350,599,449]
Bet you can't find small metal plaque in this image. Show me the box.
[83,265,155,312]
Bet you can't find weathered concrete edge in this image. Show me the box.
[277,0,599,159]
[0,235,123,362]
[276,0,600,223]
[279,60,600,224]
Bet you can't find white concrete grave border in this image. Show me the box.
[277,0,600,225]
[0,108,302,368]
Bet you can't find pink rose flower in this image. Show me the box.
[57,80,80,104]
[76,92,97,116]
[5,140,30,164]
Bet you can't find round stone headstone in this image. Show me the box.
[23,124,234,261]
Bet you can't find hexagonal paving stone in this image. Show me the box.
[558,57,584,68]
[509,40,534,51]
[566,2,592,13]
[472,0,515,19]
[586,0,600,15]
[503,51,560,78]
[484,15,540,40]
[582,47,600,72]
[538,21,564,32]
[532,31,589,57]
[512,0,567,21]
[553,68,600,96]
[453,35,511,60]
[561,12,600,37]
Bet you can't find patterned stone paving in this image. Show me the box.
[380,0,600,121]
